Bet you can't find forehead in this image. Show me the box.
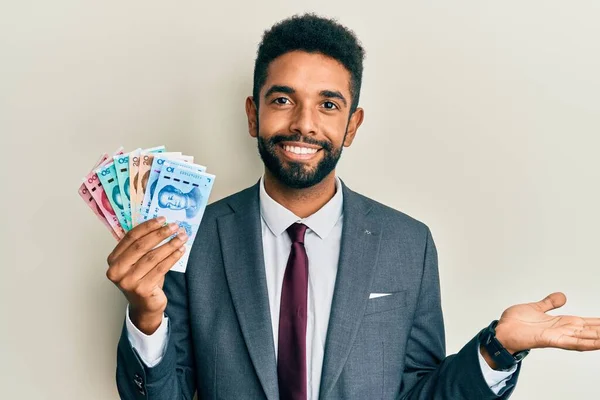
[262,51,351,98]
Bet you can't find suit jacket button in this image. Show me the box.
[133,373,144,388]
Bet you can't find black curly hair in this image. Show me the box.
[253,13,365,114]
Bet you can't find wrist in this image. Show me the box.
[494,322,519,355]
[129,306,164,335]
[479,344,500,370]
[479,320,530,371]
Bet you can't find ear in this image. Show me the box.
[343,107,364,147]
[245,96,258,138]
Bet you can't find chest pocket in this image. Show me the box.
[364,290,407,316]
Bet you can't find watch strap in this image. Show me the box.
[479,320,530,370]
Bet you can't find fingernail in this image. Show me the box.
[157,216,166,224]
[177,227,185,235]
[168,222,178,231]
[179,246,186,252]
[177,232,188,241]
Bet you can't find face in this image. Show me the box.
[158,187,186,210]
[246,51,364,189]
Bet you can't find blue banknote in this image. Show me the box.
[147,160,215,272]
[138,155,205,225]
[114,152,137,230]
[96,161,130,231]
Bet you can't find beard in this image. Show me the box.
[257,130,345,189]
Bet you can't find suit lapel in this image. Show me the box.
[218,183,279,400]
[319,183,382,399]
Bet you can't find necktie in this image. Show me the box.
[278,223,309,400]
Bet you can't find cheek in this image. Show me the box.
[322,117,349,146]
[257,108,287,136]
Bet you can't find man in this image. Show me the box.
[107,14,600,399]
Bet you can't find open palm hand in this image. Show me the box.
[495,292,600,354]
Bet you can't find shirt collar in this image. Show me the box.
[259,175,344,240]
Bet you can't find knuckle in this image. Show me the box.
[132,241,143,252]
[120,277,134,292]
[133,285,148,298]
[131,284,142,295]
[105,268,116,282]
[145,252,156,263]
[106,253,115,267]
[157,262,168,274]
[160,226,172,237]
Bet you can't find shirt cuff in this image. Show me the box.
[125,304,169,368]
[477,345,518,395]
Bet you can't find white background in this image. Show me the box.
[1,1,599,398]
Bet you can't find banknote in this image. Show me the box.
[138,154,201,225]
[83,169,125,239]
[78,185,121,240]
[114,151,138,230]
[129,149,142,226]
[147,160,215,272]
[96,161,130,232]
[77,153,121,240]
[130,146,166,226]
[143,145,166,154]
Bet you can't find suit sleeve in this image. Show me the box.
[398,227,522,400]
[116,271,197,399]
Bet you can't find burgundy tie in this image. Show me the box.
[278,223,309,400]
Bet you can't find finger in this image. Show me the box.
[570,327,600,340]
[107,217,166,264]
[551,336,600,351]
[139,245,186,289]
[582,318,600,326]
[157,275,165,290]
[108,223,181,281]
[128,231,188,282]
[535,292,567,313]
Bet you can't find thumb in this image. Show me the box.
[535,292,567,313]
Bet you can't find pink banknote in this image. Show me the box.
[81,149,126,239]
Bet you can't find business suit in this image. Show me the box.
[116,180,521,399]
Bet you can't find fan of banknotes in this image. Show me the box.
[78,146,215,272]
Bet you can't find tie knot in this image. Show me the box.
[287,223,307,244]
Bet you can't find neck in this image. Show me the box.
[263,170,337,218]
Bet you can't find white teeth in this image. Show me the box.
[283,145,318,155]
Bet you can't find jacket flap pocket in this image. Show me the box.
[364,290,407,315]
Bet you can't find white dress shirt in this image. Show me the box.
[126,176,516,398]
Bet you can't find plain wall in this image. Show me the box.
[1,1,599,398]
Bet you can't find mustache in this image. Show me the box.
[268,133,333,152]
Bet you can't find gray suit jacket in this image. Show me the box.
[116,180,521,399]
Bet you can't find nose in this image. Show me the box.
[289,104,317,137]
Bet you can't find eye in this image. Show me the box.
[322,101,338,110]
[273,97,291,105]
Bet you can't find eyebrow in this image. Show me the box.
[264,85,348,107]
[264,85,295,98]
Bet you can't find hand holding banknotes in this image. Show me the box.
[105,217,188,334]
[79,145,214,273]
[79,145,215,333]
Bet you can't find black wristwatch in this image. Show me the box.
[479,320,530,371]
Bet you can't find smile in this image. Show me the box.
[279,143,322,161]
[283,145,318,155]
